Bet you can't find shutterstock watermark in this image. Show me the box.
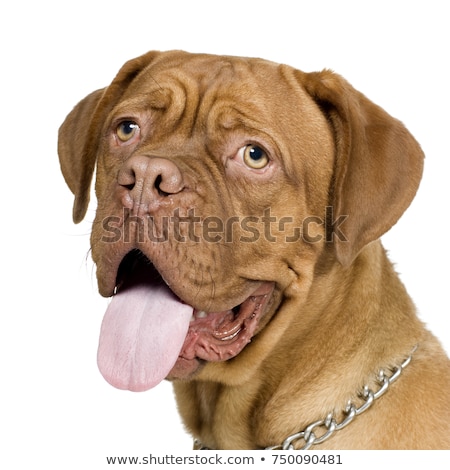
[100,207,348,244]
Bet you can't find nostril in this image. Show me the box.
[152,160,185,196]
[118,167,137,190]
[123,182,135,191]
[154,174,170,197]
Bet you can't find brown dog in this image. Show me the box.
[58,50,450,449]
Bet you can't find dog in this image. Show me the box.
[58,50,450,449]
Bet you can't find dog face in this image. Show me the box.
[58,51,423,392]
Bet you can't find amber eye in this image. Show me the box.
[116,120,139,142]
[242,144,269,169]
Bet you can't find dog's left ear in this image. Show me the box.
[58,51,161,223]
[299,69,424,266]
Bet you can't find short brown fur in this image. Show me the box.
[58,50,450,449]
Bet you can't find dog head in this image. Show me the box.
[58,50,423,390]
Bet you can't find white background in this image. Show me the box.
[1,1,449,467]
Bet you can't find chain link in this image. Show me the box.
[266,345,417,450]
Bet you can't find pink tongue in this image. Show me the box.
[97,281,193,392]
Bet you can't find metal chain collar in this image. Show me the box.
[265,345,418,450]
[193,346,417,450]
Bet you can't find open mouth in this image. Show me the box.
[97,249,274,392]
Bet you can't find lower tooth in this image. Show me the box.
[221,329,241,341]
[196,311,207,319]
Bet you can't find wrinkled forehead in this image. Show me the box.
[111,52,308,137]
[124,52,280,98]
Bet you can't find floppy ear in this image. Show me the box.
[58,50,161,223]
[58,89,105,223]
[299,70,424,266]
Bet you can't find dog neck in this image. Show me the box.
[193,345,417,450]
